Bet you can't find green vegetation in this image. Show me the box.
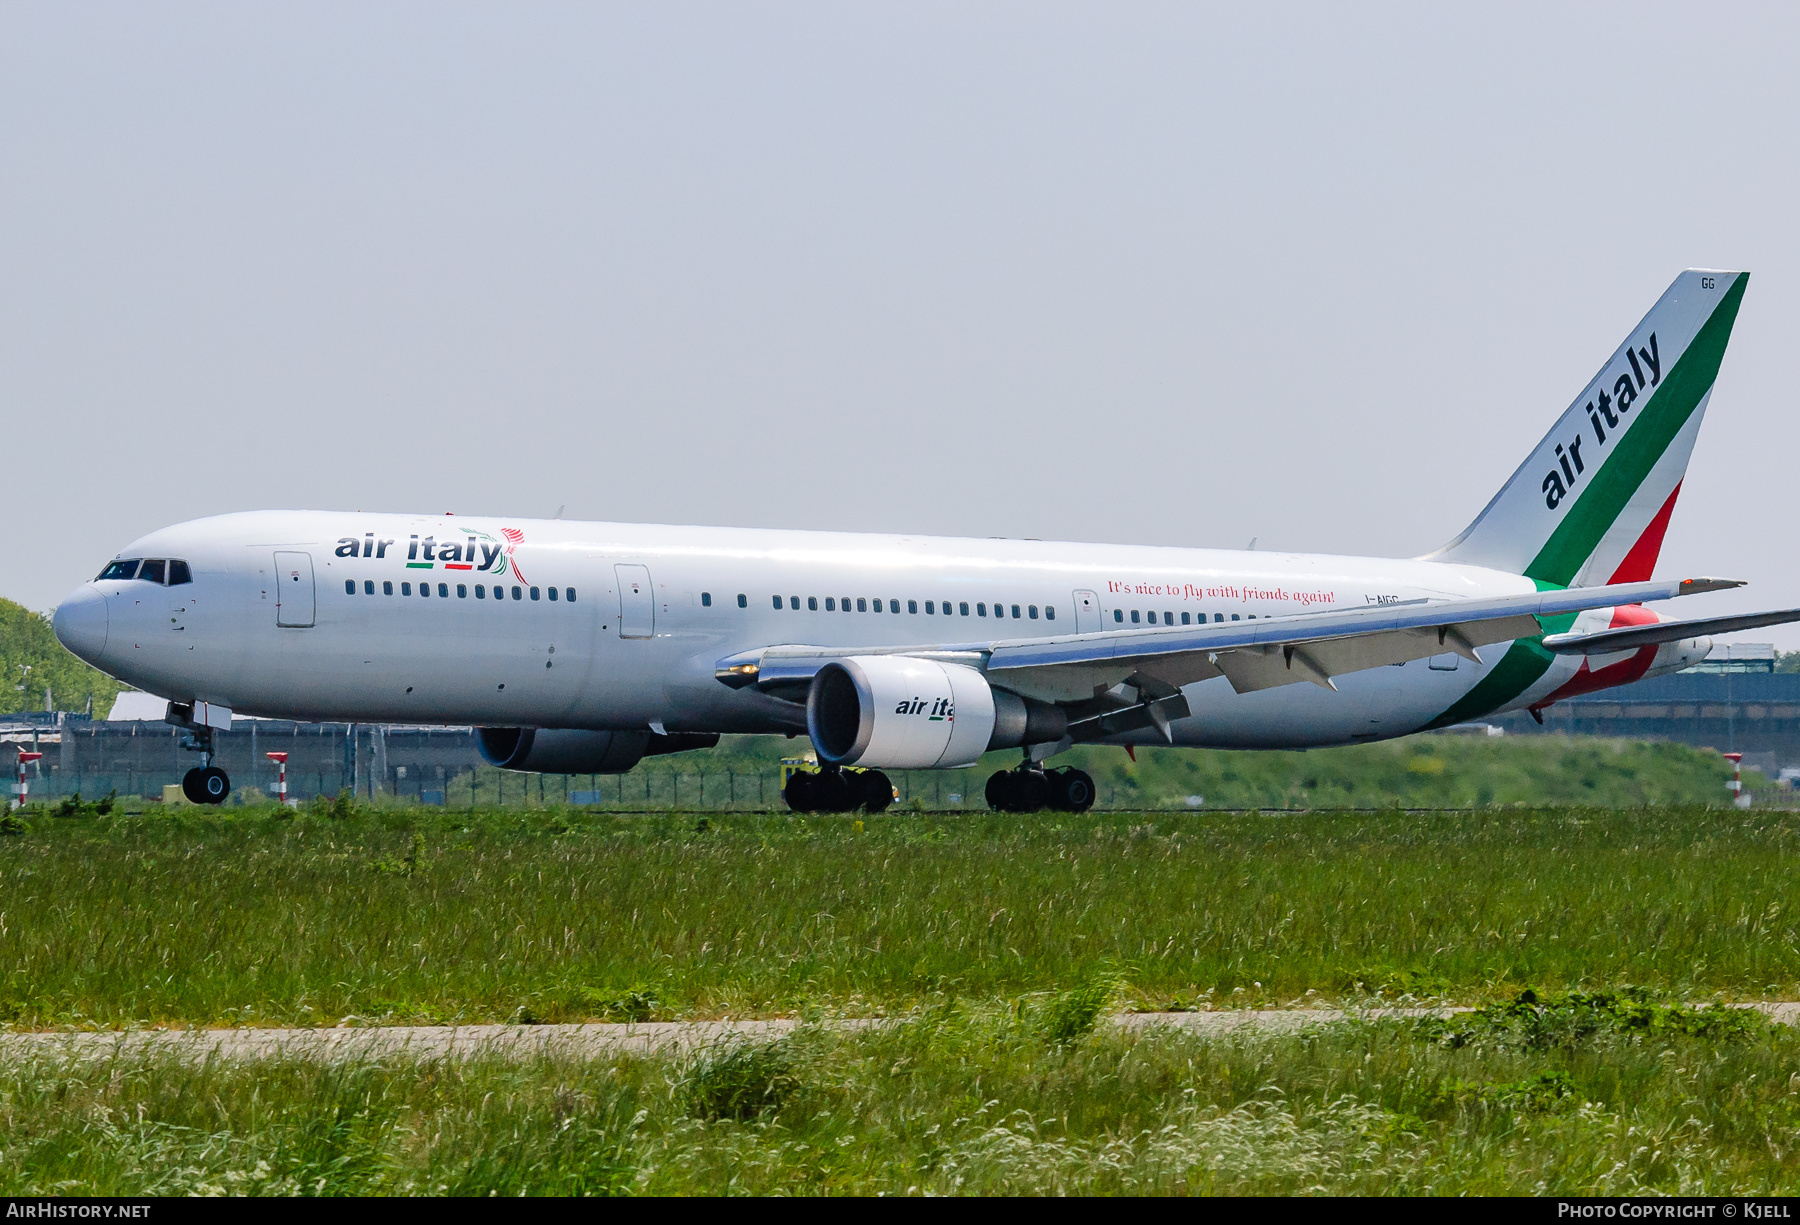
[0,596,124,718]
[4,805,1800,1028]
[393,733,1745,812]
[5,998,1800,1194]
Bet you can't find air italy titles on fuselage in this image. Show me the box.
[1541,332,1662,510]
[332,530,515,578]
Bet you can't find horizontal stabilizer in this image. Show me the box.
[1541,608,1800,655]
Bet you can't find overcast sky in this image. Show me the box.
[5,4,1798,642]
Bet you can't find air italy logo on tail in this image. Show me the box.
[1541,333,1662,509]
[334,528,526,580]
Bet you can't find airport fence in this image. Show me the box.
[18,764,1178,812]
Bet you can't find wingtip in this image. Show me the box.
[1679,577,1746,594]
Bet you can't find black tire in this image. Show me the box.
[985,770,1014,812]
[183,766,230,805]
[812,768,856,813]
[1015,770,1052,812]
[1050,767,1096,813]
[783,771,815,813]
[858,769,895,813]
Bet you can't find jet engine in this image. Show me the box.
[806,656,1066,769]
[476,727,719,774]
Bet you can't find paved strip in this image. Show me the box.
[4,1004,1793,1062]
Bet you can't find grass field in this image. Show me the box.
[4,997,1798,1194]
[7,803,1800,1195]
[4,803,1799,1028]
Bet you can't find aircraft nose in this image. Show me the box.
[53,586,109,664]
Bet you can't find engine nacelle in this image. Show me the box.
[806,656,1067,769]
[476,728,719,774]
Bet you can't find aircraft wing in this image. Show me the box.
[718,577,1741,708]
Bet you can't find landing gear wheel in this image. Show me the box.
[986,769,1052,813]
[1047,767,1095,813]
[783,771,816,813]
[857,769,895,813]
[811,767,855,813]
[985,770,1014,812]
[182,766,230,805]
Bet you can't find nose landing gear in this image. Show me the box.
[170,713,231,806]
[783,763,894,814]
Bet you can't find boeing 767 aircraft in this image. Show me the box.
[51,270,1800,812]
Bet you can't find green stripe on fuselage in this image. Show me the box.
[1422,582,1578,730]
[1526,274,1747,587]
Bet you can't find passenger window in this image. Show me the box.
[421,583,431,597]
[1028,605,1038,619]
[1113,609,1123,623]
[96,560,140,581]
[826,598,836,611]
[512,586,522,600]
[439,583,449,598]
[1011,604,1021,619]
[959,602,969,616]
[1165,612,1174,626]
[1044,606,1054,620]
[345,580,355,595]
[842,597,852,612]
[702,592,713,607]
[567,588,576,602]
[167,560,192,585]
[1130,610,1140,623]
[457,584,468,598]
[531,587,540,601]
[476,585,485,598]
[140,559,166,584]
[790,596,799,609]
[365,581,376,595]
[737,594,747,608]
[977,603,987,617]
[1230,614,1239,621]
[548,587,558,601]
[402,582,412,596]
[857,598,867,612]
[925,601,934,614]
[810,597,819,611]
[908,600,918,614]
[384,581,394,596]
[1248,614,1256,619]
[1180,612,1190,625]
[771,595,781,609]
[1214,613,1224,623]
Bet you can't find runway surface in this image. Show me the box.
[4,1004,1796,1061]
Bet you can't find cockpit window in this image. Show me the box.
[96,560,140,581]
[167,560,192,585]
[139,559,167,584]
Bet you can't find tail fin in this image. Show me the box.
[1428,270,1748,586]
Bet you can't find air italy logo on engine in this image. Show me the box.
[897,697,954,721]
[334,528,529,581]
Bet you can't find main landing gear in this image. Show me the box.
[784,764,895,814]
[176,721,231,806]
[986,763,1095,813]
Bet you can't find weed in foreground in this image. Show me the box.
[1417,988,1767,1051]
[680,1038,799,1121]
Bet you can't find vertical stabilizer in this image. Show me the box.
[1428,270,1747,586]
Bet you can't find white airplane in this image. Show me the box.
[52,270,1800,811]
